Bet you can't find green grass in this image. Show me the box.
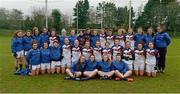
[0,29,180,93]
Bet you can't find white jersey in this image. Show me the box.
[146,49,158,65]
[102,48,112,58]
[106,35,114,48]
[49,36,58,46]
[100,34,106,48]
[122,48,134,64]
[93,47,102,62]
[62,44,71,58]
[115,35,125,48]
[82,47,92,60]
[125,34,135,50]
[112,45,123,60]
[134,49,145,65]
[71,46,81,64]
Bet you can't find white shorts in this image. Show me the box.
[146,64,157,73]
[31,64,40,70]
[61,57,71,67]
[123,60,133,70]
[41,63,50,70]
[16,50,24,58]
[134,63,145,71]
[51,61,61,69]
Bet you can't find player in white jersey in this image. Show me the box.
[99,29,106,48]
[93,41,103,62]
[106,30,114,48]
[82,41,92,60]
[134,43,145,76]
[112,39,123,60]
[49,29,59,46]
[122,41,135,70]
[125,28,135,50]
[115,28,126,48]
[146,42,159,77]
[71,39,81,64]
[61,38,72,74]
[102,42,112,60]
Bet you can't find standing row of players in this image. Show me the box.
[11,26,171,79]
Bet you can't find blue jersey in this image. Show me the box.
[97,61,112,72]
[90,35,100,47]
[40,33,49,47]
[23,36,33,51]
[32,35,41,48]
[84,60,97,71]
[134,33,145,47]
[154,32,171,48]
[26,49,40,65]
[11,37,24,53]
[68,35,77,46]
[50,46,62,61]
[145,34,154,48]
[112,60,129,74]
[40,48,51,63]
[71,62,86,73]
[59,35,67,46]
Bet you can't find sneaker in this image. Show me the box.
[74,77,81,81]
[100,76,106,80]
[81,77,89,81]
[115,77,121,81]
[127,78,134,82]
[64,76,72,80]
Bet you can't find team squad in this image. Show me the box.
[11,25,171,81]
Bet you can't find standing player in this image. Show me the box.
[122,41,135,70]
[11,30,24,73]
[49,28,59,47]
[26,41,41,76]
[93,41,103,62]
[115,28,126,48]
[146,42,159,77]
[99,29,106,48]
[112,39,123,60]
[134,43,145,76]
[40,27,49,47]
[69,29,77,46]
[145,27,154,48]
[125,28,135,50]
[90,30,100,47]
[59,28,67,46]
[77,30,85,48]
[106,30,114,48]
[71,39,81,64]
[23,30,33,56]
[61,38,72,74]
[134,27,145,47]
[82,41,92,60]
[32,27,41,48]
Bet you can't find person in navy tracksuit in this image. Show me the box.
[40,27,49,47]
[134,27,146,48]
[23,30,33,56]
[11,31,24,72]
[68,29,77,46]
[154,25,171,72]
[66,55,86,80]
[77,30,85,48]
[83,55,98,79]
[40,42,51,74]
[112,54,133,81]
[145,27,154,48]
[49,41,62,74]
[32,27,41,48]
[90,30,100,48]
[26,41,41,76]
[97,55,114,79]
[59,28,67,46]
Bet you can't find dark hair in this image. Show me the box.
[157,24,166,31]
[32,40,38,46]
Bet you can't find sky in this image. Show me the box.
[0,0,148,17]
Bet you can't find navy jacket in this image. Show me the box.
[154,32,171,48]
